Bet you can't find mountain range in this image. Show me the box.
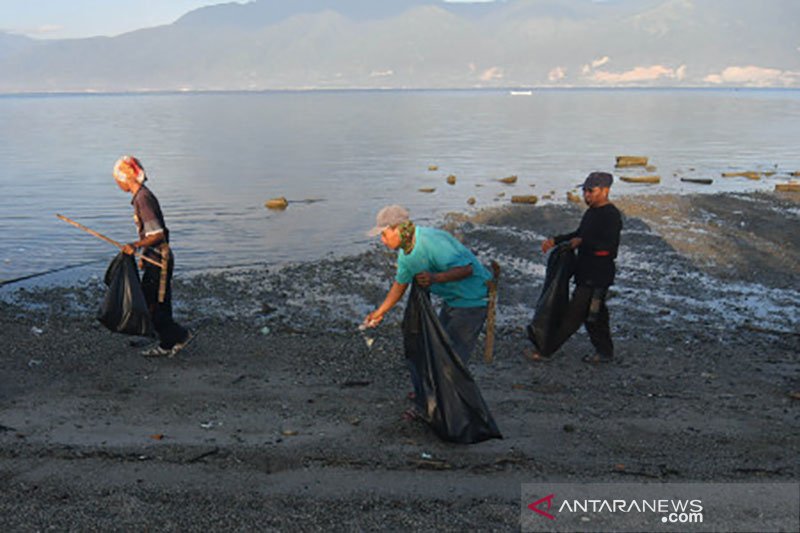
[1,0,798,92]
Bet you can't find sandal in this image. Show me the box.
[402,407,421,422]
[582,353,613,364]
[524,349,550,362]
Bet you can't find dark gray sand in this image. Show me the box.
[1,192,798,530]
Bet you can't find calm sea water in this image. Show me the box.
[1,89,799,285]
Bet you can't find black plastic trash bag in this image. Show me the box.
[402,283,502,444]
[97,252,154,337]
[527,242,575,357]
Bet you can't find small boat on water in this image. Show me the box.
[510,90,533,96]
[680,178,713,185]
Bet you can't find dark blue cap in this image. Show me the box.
[581,172,613,189]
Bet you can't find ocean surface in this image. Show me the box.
[1,88,799,286]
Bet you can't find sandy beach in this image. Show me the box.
[1,191,798,530]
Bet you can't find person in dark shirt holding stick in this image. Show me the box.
[530,171,623,364]
[113,155,192,358]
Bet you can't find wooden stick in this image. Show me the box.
[483,260,501,364]
[56,214,165,269]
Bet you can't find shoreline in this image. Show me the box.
[1,190,798,529]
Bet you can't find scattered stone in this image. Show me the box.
[467,197,476,205]
[567,191,582,204]
[645,165,657,172]
[615,156,648,168]
[511,195,538,205]
[418,187,436,193]
[446,175,456,185]
[265,197,288,210]
[498,175,518,184]
[428,165,438,171]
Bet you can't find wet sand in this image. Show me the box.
[1,191,798,530]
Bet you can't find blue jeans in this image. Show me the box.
[407,303,487,408]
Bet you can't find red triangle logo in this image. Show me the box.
[528,493,556,520]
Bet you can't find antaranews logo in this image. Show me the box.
[527,493,556,520]
[526,492,704,524]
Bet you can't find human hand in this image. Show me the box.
[363,311,383,329]
[122,243,136,255]
[569,237,583,249]
[541,238,555,254]
[415,271,436,288]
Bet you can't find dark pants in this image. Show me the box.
[141,252,188,350]
[548,284,613,359]
[407,303,487,408]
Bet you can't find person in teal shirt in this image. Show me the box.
[364,205,492,416]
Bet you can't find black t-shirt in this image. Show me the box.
[131,186,169,261]
[555,203,622,288]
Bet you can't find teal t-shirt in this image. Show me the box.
[395,226,491,308]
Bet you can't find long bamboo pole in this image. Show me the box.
[56,214,165,269]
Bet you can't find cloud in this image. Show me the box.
[548,67,567,82]
[582,56,610,75]
[588,64,685,83]
[703,65,800,86]
[5,24,64,36]
[480,67,504,81]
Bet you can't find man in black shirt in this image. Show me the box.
[532,171,623,363]
[114,155,192,358]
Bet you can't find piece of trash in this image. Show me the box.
[260,326,271,335]
[789,391,800,401]
[775,182,800,192]
[511,195,538,205]
[364,337,375,348]
[265,197,289,210]
[149,433,165,440]
[421,452,433,460]
[341,380,371,388]
[28,359,43,368]
[31,327,43,336]
[281,429,298,437]
[200,421,218,429]
[619,175,661,184]
[722,171,760,180]
[614,463,626,471]
[615,155,648,168]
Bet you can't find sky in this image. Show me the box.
[0,0,494,40]
[0,0,241,39]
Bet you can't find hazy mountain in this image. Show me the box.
[1,0,798,92]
